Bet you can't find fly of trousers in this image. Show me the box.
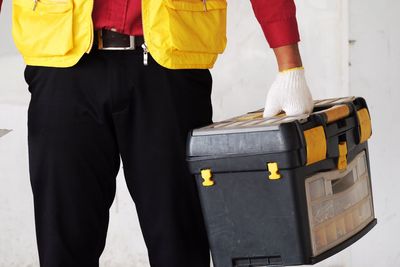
[24,48,212,267]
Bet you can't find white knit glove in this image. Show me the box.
[263,67,314,118]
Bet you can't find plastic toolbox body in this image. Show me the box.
[186,97,377,267]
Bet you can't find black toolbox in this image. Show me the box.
[186,96,376,267]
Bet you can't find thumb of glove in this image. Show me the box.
[263,81,283,118]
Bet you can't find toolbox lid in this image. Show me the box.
[187,97,371,162]
[188,116,307,157]
[188,96,355,157]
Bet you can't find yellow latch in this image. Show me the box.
[304,126,327,165]
[200,169,215,187]
[267,162,281,180]
[338,141,348,170]
[357,108,372,144]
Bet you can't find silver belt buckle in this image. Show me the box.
[97,29,136,50]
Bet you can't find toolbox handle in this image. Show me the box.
[314,104,351,124]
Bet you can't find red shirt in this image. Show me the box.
[92,0,143,36]
[92,0,300,48]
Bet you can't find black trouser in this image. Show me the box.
[24,48,213,267]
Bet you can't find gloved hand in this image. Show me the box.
[263,67,314,118]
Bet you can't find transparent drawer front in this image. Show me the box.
[305,150,374,256]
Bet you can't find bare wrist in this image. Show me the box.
[273,43,303,72]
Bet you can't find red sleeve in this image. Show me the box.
[250,0,300,48]
[0,0,3,12]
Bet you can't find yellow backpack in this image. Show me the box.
[11,0,227,69]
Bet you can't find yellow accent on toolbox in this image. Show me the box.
[267,162,281,180]
[323,104,351,124]
[201,169,215,187]
[357,108,372,143]
[304,126,327,165]
[237,112,264,121]
[337,141,348,170]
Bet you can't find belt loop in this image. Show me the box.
[129,35,136,49]
[97,29,104,49]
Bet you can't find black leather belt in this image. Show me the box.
[94,29,145,50]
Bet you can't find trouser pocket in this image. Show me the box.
[24,65,41,94]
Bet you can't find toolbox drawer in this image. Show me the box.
[306,150,374,256]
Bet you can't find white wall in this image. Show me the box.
[346,0,400,265]
[1,0,399,266]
